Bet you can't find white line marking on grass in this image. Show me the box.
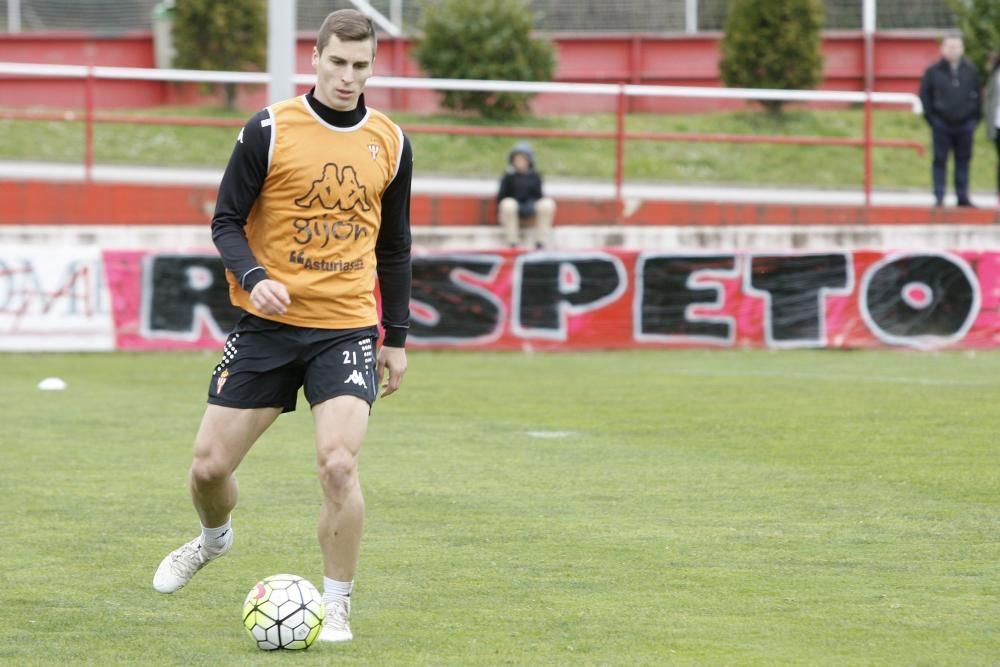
[669,368,996,387]
[525,431,578,439]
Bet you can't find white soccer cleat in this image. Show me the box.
[152,531,232,594]
[317,597,353,642]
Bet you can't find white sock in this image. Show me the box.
[200,519,232,553]
[323,577,353,606]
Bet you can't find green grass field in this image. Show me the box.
[1,349,997,665]
[2,107,998,191]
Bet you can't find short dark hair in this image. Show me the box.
[316,9,377,57]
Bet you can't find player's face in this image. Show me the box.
[511,154,531,172]
[312,35,374,112]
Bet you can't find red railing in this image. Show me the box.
[0,63,926,210]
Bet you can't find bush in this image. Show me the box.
[947,0,1000,80]
[172,0,266,110]
[719,0,825,115]
[412,0,556,119]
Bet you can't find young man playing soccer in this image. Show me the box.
[152,9,412,644]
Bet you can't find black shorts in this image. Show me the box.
[207,313,379,413]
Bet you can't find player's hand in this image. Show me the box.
[250,279,291,316]
[376,346,407,398]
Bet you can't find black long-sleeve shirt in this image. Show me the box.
[211,91,412,347]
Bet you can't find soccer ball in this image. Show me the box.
[242,574,325,650]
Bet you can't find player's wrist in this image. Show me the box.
[242,268,269,293]
[382,326,407,348]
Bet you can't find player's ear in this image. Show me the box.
[311,46,319,68]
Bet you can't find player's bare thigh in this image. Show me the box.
[192,404,283,479]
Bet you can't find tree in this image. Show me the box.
[719,0,825,116]
[412,0,555,119]
[947,0,1000,81]
[172,0,266,110]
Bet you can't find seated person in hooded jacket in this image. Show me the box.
[497,142,556,248]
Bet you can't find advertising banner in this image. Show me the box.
[104,250,238,350]
[99,249,1000,351]
[0,245,114,351]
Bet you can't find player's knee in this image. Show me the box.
[536,198,556,215]
[189,455,232,487]
[498,198,518,214]
[318,448,358,499]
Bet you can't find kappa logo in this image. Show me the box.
[344,369,367,388]
[368,143,380,161]
[236,128,244,144]
[295,162,372,212]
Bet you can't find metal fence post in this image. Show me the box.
[685,0,698,34]
[864,92,873,206]
[7,0,21,33]
[863,0,876,206]
[615,84,626,218]
[84,65,95,183]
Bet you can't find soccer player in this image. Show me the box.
[152,9,412,645]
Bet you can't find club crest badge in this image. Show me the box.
[216,369,229,394]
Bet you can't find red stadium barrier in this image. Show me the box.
[0,31,946,110]
[8,181,998,229]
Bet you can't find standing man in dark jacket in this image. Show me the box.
[919,35,982,207]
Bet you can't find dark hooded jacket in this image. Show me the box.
[497,142,544,217]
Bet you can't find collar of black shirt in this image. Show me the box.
[305,87,367,127]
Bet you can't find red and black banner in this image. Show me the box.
[92,249,1000,351]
